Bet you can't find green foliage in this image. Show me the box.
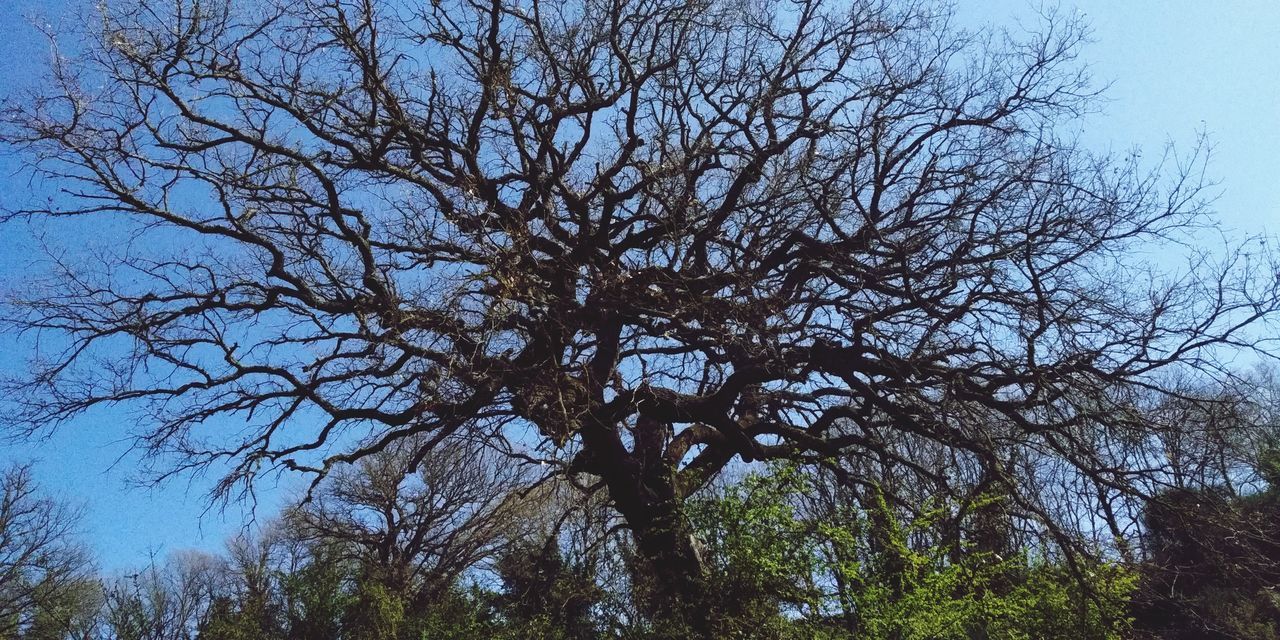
[18,578,102,640]
[493,544,603,640]
[345,580,405,640]
[849,550,1135,640]
[201,596,269,640]
[279,547,353,640]
[687,466,827,638]
[687,465,1135,640]
[840,491,1135,640]
[0,463,1146,640]
[409,587,495,640]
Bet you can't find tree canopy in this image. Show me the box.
[3,0,1279,633]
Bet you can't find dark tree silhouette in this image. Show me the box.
[3,0,1278,631]
[1134,484,1280,640]
[495,541,603,640]
[0,465,96,639]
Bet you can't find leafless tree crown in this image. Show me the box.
[2,0,1277,549]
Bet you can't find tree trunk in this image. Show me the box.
[627,493,713,636]
[580,424,717,637]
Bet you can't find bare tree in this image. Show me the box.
[101,551,226,640]
[288,436,546,606]
[0,464,96,639]
[3,0,1278,631]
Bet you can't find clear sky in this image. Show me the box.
[0,0,1277,573]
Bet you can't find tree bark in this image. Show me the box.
[625,489,713,637]
[580,422,716,637]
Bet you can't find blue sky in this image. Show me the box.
[0,0,1277,572]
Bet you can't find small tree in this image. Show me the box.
[494,541,603,640]
[1134,484,1280,639]
[103,552,225,640]
[686,467,826,637]
[0,465,97,640]
[276,543,352,640]
[16,575,102,640]
[287,436,543,611]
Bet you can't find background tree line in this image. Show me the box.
[7,373,1280,639]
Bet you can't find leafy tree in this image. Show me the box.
[1134,483,1280,640]
[844,517,1135,640]
[493,542,603,640]
[4,0,1278,632]
[407,586,495,640]
[196,534,287,640]
[341,580,404,640]
[277,544,352,640]
[685,467,827,638]
[19,577,102,640]
[687,466,1135,640]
